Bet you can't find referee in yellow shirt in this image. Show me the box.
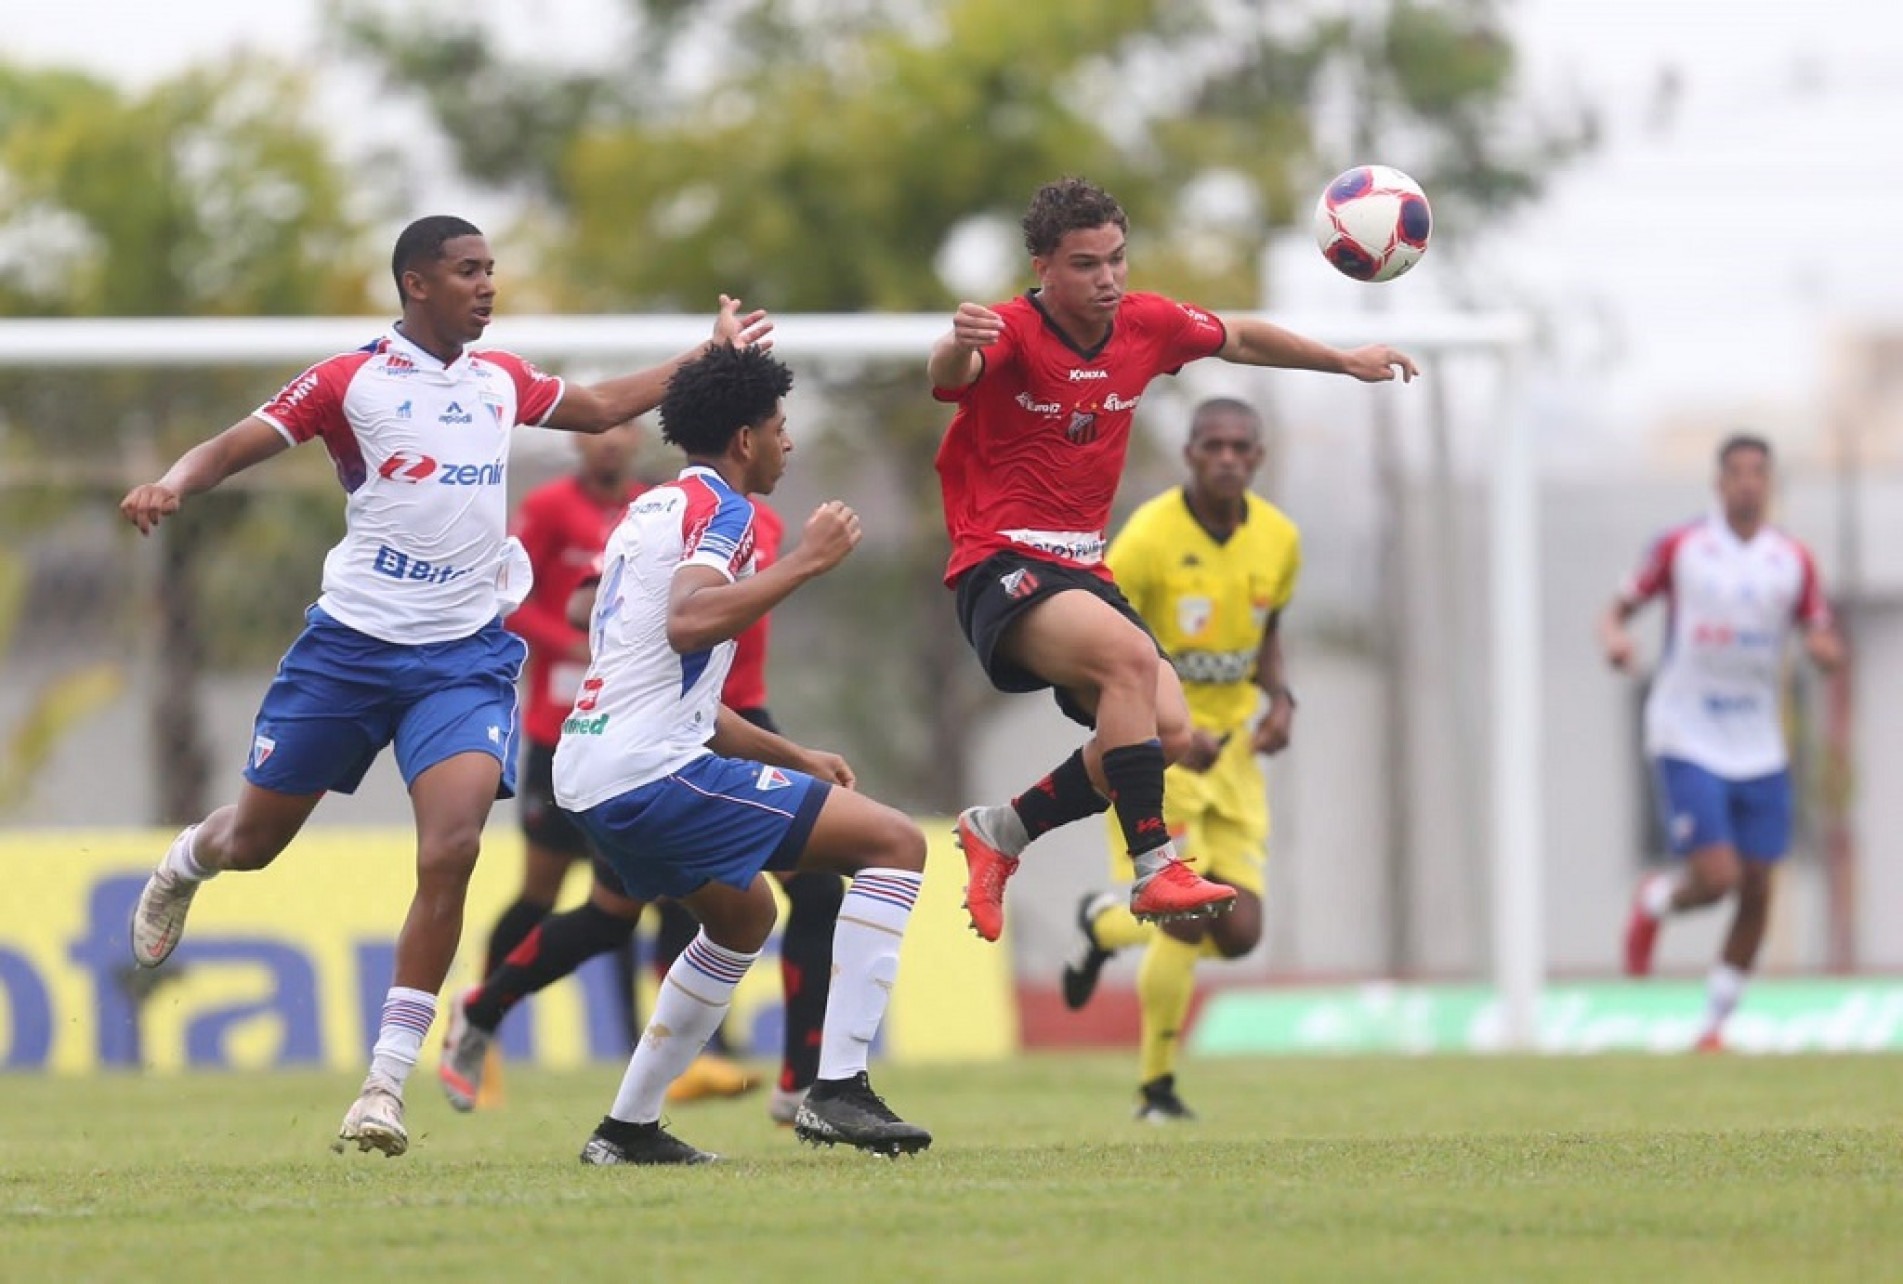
[1064,397,1300,1122]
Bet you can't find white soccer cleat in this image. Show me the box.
[130,828,201,968]
[437,987,491,1113]
[332,1080,409,1157]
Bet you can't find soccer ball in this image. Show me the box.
[1313,165,1432,283]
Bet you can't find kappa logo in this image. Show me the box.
[251,735,276,769]
[756,765,793,792]
[1000,567,1040,600]
[1067,368,1108,381]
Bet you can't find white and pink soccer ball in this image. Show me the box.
[1313,165,1432,283]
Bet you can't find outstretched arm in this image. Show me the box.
[546,294,774,434]
[927,302,1003,391]
[1217,316,1418,383]
[665,501,861,654]
[121,416,290,535]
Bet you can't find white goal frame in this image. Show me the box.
[0,310,1543,1049]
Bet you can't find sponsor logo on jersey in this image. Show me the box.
[439,401,475,425]
[251,735,276,768]
[1015,392,1061,415]
[1067,368,1108,381]
[370,544,473,584]
[386,353,415,372]
[560,712,611,736]
[1101,392,1141,411]
[278,371,322,411]
[755,765,792,791]
[396,400,413,420]
[1175,595,1213,638]
[376,453,504,486]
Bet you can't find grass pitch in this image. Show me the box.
[4,1054,1899,1283]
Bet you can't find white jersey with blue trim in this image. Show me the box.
[553,465,760,810]
[253,326,565,644]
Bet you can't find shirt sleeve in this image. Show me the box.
[1273,524,1303,611]
[682,492,758,581]
[1621,527,1682,605]
[485,350,566,426]
[1157,296,1229,374]
[253,354,356,446]
[1793,543,1833,628]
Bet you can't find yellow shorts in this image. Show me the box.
[1108,731,1268,896]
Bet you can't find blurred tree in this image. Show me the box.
[335,0,1591,810]
[0,60,369,822]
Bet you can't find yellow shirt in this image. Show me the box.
[1108,488,1301,736]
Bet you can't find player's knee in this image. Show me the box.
[417,825,484,887]
[859,806,926,875]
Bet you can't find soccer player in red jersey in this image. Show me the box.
[929,177,1417,942]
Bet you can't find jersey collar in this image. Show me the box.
[1026,288,1114,362]
[385,323,471,374]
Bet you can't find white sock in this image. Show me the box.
[1131,842,1178,882]
[1640,872,1677,920]
[161,825,215,883]
[818,868,923,1081]
[369,986,437,1089]
[1701,963,1748,1037]
[610,933,756,1124]
[976,804,1030,858]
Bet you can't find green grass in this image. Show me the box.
[4,1055,1901,1283]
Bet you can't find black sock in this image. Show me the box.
[483,896,550,977]
[777,872,843,1091]
[1101,739,1170,858]
[655,900,732,1055]
[610,932,640,1051]
[1009,748,1110,841]
[468,902,634,1032]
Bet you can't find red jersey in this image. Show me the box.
[722,499,782,711]
[932,290,1227,585]
[508,474,643,745]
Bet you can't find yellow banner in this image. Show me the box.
[0,823,1015,1073]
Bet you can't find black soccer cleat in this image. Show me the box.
[578,1117,718,1166]
[793,1072,933,1157]
[1134,1075,1198,1125]
[1061,890,1121,1011]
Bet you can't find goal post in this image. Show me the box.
[0,309,1543,1049]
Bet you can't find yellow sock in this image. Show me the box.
[1091,902,1154,952]
[1136,932,1200,1084]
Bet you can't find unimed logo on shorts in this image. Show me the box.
[561,713,610,736]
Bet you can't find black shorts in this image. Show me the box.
[519,739,629,895]
[953,550,1160,728]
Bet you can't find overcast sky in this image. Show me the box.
[11,0,1903,448]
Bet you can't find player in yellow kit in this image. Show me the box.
[1063,397,1300,1122]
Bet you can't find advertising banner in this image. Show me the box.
[1191,980,1903,1056]
[0,823,1015,1072]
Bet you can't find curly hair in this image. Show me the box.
[1021,177,1128,258]
[660,343,794,456]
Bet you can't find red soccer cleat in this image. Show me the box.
[1129,858,1236,923]
[1623,881,1663,977]
[1692,1029,1725,1054]
[955,808,1020,943]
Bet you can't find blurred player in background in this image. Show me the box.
[929,175,1412,945]
[1602,433,1843,1050]
[121,213,770,1157]
[1061,398,1299,1121]
[554,342,929,1163]
[443,493,843,1125]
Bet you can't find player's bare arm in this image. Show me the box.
[708,705,856,789]
[1805,621,1846,672]
[665,501,861,653]
[546,295,774,434]
[120,415,292,535]
[1217,316,1418,384]
[926,302,1003,390]
[1253,610,1296,756]
[1600,596,1642,671]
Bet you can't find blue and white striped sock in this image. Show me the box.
[819,869,924,1081]
[609,932,758,1124]
[369,986,437,1089]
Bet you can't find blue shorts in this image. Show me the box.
[573,754,832,902]
[1653,757,1793,862]
[244,606,526,798]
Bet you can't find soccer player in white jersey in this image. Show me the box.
[553,342,931,1164]
[1601,433,1843,1051]
[119,215,772,1157]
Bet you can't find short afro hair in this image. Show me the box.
[1021,177,1128,258]
[660,344,794,457]
[1718,432,1772,466]
[391,214,482,307]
